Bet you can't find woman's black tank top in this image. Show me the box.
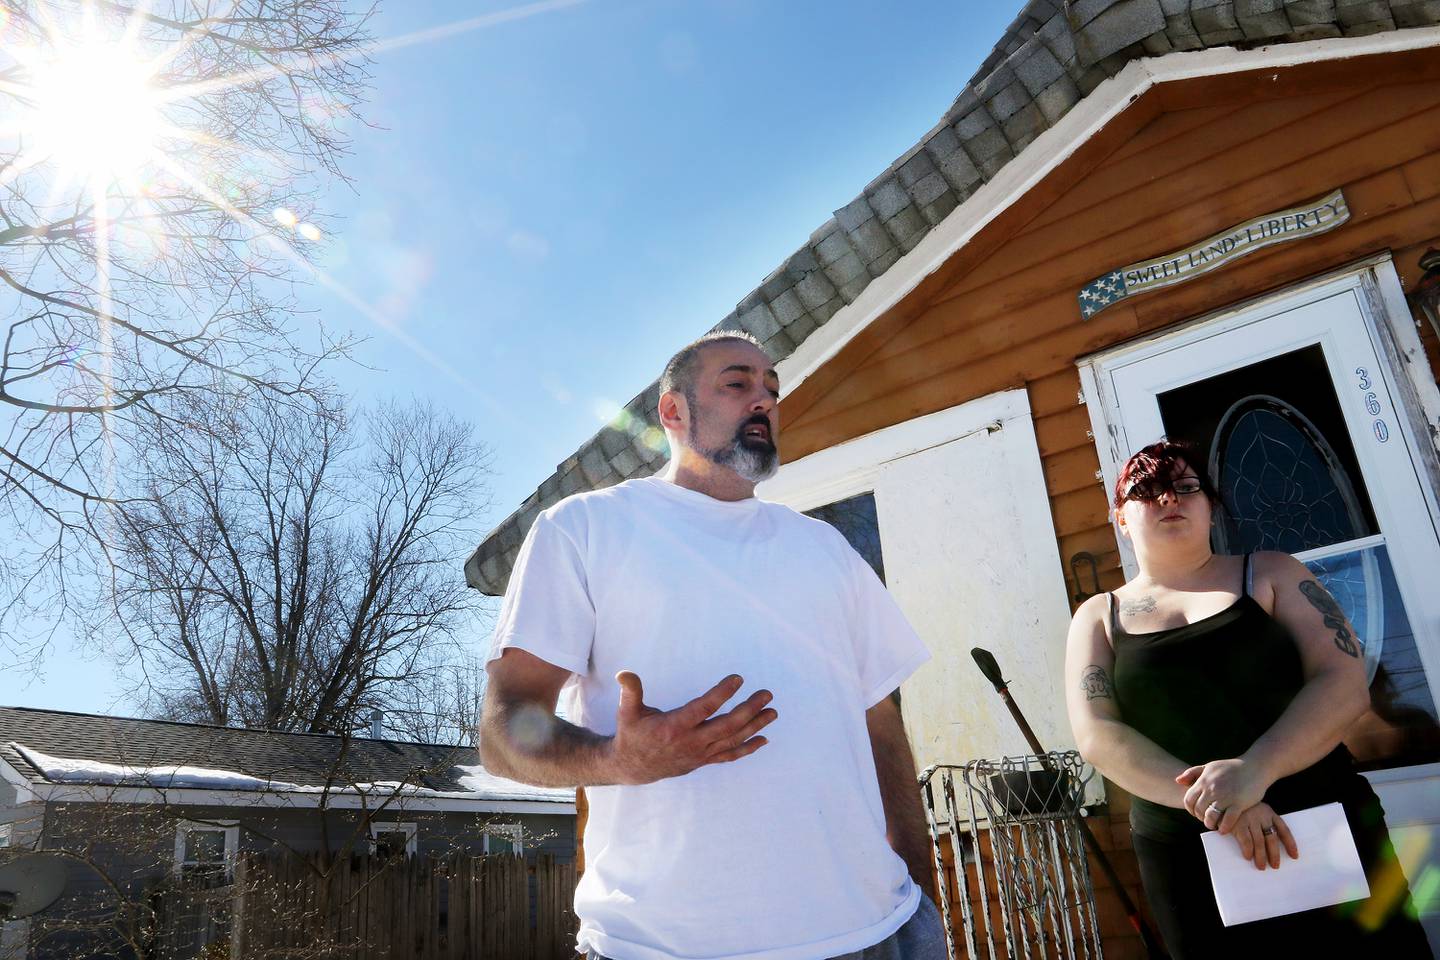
[1110,554,1365,841]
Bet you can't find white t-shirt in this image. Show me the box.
[487,476,930,960]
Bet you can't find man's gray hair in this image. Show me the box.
[659,331,767,403]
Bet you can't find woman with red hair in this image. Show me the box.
[1064,440,1426,956]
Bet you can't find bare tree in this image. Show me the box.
[381,650,488,747]
[96,391,491,735]
[0,0,373,654]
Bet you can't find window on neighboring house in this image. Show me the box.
[369,821,417,859]
[0,823,11,848]
[173,821,238,887]
[483,823,523,856]
[805,492,886,583]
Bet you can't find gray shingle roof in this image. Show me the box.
[0,706,568,803]
[466,0,1440,597]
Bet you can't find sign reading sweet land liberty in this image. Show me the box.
[1078,190,1350,319]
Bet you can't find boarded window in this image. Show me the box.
[805,492,886,583]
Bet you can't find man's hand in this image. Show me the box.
[610,671,777,785]
[1230,803,1298,871]
[1176,757,1272,834]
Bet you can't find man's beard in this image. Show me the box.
[691,411,778,483]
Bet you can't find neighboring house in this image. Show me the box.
[467,2,1440,954]
[0,706,575,959]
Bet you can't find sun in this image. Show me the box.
[20,37,165,185]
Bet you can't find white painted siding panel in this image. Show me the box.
[871,406,1076,774]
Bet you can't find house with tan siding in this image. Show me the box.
[468,3,1440,955]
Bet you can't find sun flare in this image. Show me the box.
[0,0,590,398]
[19,38,165,185]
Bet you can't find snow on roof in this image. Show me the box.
[13,743,297,791]
[453,763,573,803]
[9,741,574,804]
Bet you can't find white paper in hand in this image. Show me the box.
[1200,802,1370,926]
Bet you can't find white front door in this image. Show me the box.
[1082,265,1440,948]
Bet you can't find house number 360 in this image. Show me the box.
[1355,367,1389,443]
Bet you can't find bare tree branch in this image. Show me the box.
[0,0,373,657]
[93,391,492,737]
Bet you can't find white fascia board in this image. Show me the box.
[0,755,40,805]
[776,25,1440,398]
[759,388,1029,511]
[28,782,574,816]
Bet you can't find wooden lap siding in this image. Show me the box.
[933,816,1152,960]
[782,69,1440,602]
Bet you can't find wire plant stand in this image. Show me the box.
[921,752,1104,960]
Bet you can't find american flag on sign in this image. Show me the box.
[1077,270,1127,319]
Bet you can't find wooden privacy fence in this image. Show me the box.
[161,851,578,960]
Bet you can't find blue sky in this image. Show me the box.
[6,0,1015,713]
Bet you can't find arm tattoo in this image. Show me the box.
[1298,580,1360,658]
[1119,595,1157,616]
[1080,665,1114,701]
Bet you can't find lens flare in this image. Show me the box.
[0,0,594,412]
[640,426,667,453]
[609,408,637,434]
[591,399,622,426]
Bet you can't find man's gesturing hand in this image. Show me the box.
[609,671,777,785]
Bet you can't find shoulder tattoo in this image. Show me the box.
[1298,580,1360,659]
[1119,595,1157,616]
[1079,665,1114,701]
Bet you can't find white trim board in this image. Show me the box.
[759,389,1029,511]
[776,26,1440,399]
[1365,258,1440,514]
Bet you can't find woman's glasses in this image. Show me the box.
[1124,476,1204,502]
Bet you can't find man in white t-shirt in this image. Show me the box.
[479,332,944,960]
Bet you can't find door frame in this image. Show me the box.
[1078,255,1440,577]
[1076,256,1440,820]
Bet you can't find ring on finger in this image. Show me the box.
[1261,826,1276,836]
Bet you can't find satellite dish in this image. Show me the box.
[0,853,68,920]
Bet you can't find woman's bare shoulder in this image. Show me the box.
[1070,592,1110,627]
[1249,550,1309,582]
